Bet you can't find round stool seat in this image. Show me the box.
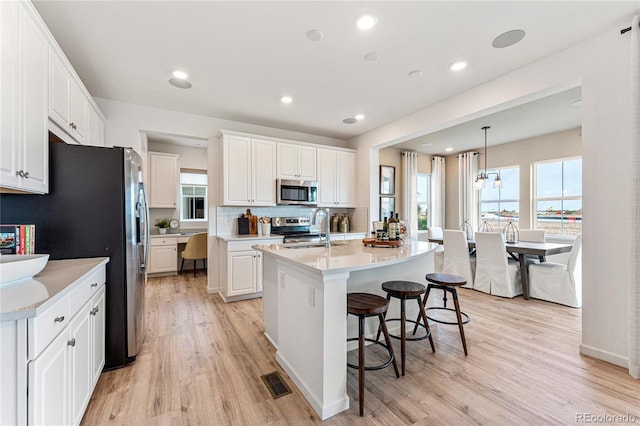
[347,293,389,316]
[426,273,466,287]
[381,280,426,298]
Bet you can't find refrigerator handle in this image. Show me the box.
[139,182,150,270]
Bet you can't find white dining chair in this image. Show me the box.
[442,230,474,288]
[473,232,521,298]
[518,229,546,243]
[528,234,582,307]
[428,227,444,272]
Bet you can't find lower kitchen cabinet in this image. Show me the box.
[219,237,281,302]
[147,236,178,275]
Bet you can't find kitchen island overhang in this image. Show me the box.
[254,239,439,420]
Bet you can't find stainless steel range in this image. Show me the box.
[270,217,321,243]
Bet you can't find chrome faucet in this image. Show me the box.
[312,207,331,248]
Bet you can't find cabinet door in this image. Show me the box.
[316,148,337,207]
[91,286,106,386]
[276,142,298,180]
[227,250,258,297]
[297,145,317,181]
[48,50,70,129]
[149,153,178,208]
[69,80,87,144]
[148,244,177,273]
[18,3,48,194]
[336,151,356,207]
[28,328,69,426]
[251,138,276,206]
[86,107,104,147]
[222,135,251,205]
[0,0,19,189]
[68,302,92,426]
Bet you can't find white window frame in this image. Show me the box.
[417,173,430,231]
[479,166,520,230]
[532,156,582,236]
[180,171,208,222]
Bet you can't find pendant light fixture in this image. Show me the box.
[475,126,503,189]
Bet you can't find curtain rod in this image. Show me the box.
[621,23,639,35]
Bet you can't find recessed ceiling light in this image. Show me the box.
[492,29,526,48]
[449,60,467,72]
[280,96,293,104]
[172,70,188,80]
[364,52,380,61]
[357,14,377,30]
[445,147,454,152]
[408,70,423,78]
[355,114,365,121]
[168,78,192,89]
[343,117,358,124]
[306,29,323,42]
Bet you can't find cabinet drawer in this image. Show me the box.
[69,267,105,318]
[227,238,278,252]
[28,293,71,359]
[150,237,177,246]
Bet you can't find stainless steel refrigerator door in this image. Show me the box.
[125,148,147,358]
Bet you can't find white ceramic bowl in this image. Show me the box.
[0,254,50,287]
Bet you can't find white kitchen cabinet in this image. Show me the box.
[222,133,276,206]
[48,49,88,145]
[317,148,357,207]
[148,152,179,208]
[219,238,280,302]
[86,105,104,147]
[147,236,178,275]
[26,264,106,426]
[277,142,316,181]
[0,0,48,194]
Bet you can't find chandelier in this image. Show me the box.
[475,126,503,189]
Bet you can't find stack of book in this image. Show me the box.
[0,224,36,255]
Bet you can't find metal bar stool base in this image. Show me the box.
[425,307,470,325]
[346,337,395,371]
[385,318,432,342]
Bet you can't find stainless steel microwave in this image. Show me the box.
[277,179,318,205]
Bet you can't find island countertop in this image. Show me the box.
[253,239,439,275]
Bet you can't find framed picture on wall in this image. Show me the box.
[380,165,395,195]
[380,196,395,220]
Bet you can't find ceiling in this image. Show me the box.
[33,1,637,151]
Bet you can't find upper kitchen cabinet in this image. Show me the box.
[221,132,276,206]
[148,152,179,208]
[276,142,316,181]
[317,148,357,208]
[0,0,49,194]
[49,50,88,145]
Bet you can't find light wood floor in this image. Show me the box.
[82,273,640,425]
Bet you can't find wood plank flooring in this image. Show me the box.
[82,273,640,425]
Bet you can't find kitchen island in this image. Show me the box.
[253,239,438,420]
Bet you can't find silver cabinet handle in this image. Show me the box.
[90,307,99,315]
[54,316,65,323]
[90,282,98,288]
[68,338,76,347]
[23,171,29,179]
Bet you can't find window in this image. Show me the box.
[180,171,207,222]
[417,173,430,230]
[534,158,581,236]
[480,167,520,230]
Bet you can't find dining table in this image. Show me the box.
[428,238,574,299]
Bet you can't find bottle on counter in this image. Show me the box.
[382,216,389,241]
[395,213,401,240]
[331,213,339,233]
[388,211,396,240]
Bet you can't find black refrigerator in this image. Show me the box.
[0,141,149,370]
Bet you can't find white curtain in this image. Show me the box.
[458,152,479,231]
[402,152,419,240]
[628,15,640,379]
[430,156,445,228]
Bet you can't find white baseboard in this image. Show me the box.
[579,343,628,369]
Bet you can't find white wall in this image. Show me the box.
[350,20,636,371]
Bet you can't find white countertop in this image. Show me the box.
[0,257,109,321]
[253,239,438,275]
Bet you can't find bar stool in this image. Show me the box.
[347,292,400,416]
[376,281,435,376]
[415,273,470,356]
